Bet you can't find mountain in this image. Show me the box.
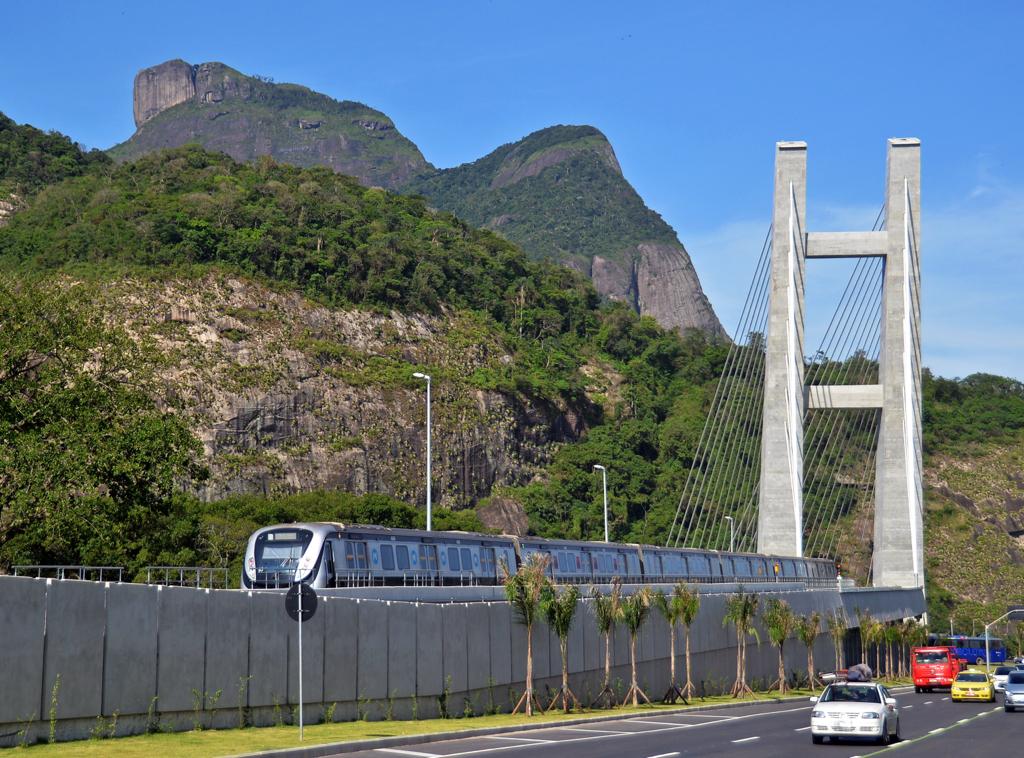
[107,59,429,190]
[107,61,724,337]
[407,125,725,337]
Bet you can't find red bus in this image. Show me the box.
[912,646,964,692]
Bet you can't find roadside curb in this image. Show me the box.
[234,685,914,758]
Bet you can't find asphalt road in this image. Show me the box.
[334,687,1024,758]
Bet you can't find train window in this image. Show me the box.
[325,542,336,579]
[734,558,751,576]
[380,544,395,571]
[782,560,795,576]
[480,548,495,576]
[396,545,410,570]
[447,547,461,571]
[795,561,808,577]
[461,548,473,572]
[419,544,438,572]
[575,554,582,572]
[345,541,368,569]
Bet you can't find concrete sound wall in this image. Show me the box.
[0,576,923,745]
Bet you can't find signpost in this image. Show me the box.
[285,582,317,739]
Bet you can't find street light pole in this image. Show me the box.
[593,464,608,543]
[724,516,735,553]
[984,610,1024,670]
[413,372,432,531]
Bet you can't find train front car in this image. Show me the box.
[242,523,335,589]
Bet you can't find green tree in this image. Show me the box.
[797,611,823,689]
[589,578,622,708]
[762,598,797,695]
[723,589,760,698]
[503,554,551,715]
[618,588,653,706]
[653,583,697,703]
[542,584,581,713]
[677,583,701,700]
[0,275,204,569]
[827,609,848,671]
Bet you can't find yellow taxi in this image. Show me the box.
[951,670,996,702]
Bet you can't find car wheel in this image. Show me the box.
[894,718,901,742]
[915,686,922,693]
[878,722,891,746]
[812,734,824,744]
[1006,705,1013,713]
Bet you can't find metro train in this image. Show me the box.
[241,522,839,590]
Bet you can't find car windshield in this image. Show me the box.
[821,685,880,703]
[995,667,1013,675]
[915,651,949,664]
[956,673,988,683]
[1008,672,1024,684]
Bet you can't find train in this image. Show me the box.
[241,522,839,590]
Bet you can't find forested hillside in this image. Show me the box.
[1,113,1022,631]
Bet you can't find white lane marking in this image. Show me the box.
[400,704,816,758]
[731,735,760,743]
[376,751,440,758]
[929,728,944,733]
[629,718,705,726]
[924,700,933,704]
[648,753,680,758]
[563,727,634,734]
[957,718,970,724]
[482,735,554,743]
[903,705,914,709]
[794,726,812,731]
[942,696,950,701]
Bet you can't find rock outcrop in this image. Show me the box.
[112,59,430,190]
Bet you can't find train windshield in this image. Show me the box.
[255,529,314,572]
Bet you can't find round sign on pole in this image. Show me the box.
[285,583,317,622]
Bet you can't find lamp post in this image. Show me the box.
[985,610,1024,669]
[593,464,608,543]
[412,372,432,531]
[724,516,735,553]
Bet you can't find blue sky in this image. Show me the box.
[3,1,1022,379]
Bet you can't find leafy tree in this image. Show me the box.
[827,609,848,671]
[0,274,204,570]
[762,598,797,695]
[723,589,760,698]
[503,553,551,715]
[653,583,697,703]
[589,578,622,708]
[619,588,653,706]
[884,623,902,680]
[0,111,109,198]
[542,584,581,713]
[797,611,823,689]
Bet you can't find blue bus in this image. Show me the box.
[930,634,1006,664]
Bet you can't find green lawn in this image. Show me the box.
[14,687,839,758]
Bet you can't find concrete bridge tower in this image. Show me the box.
[757,139,923,589]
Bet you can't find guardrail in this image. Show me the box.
[144,566,230,589]
[12,565,124,582]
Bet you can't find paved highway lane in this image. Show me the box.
[336,688,1024,758]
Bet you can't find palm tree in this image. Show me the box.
[619,588,653,706]
[797,611,823,689]
[763,598,797,695]
[653,583,697,703]
[503,553,551,715]
[723,589,760,698]
[678,584,701,700]
[542,584,581,713]
[827,609,848,671]
[899,619,918,678]
[589,578,622,708]
[885,623,901,680]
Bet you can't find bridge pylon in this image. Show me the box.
[757,139,923,590]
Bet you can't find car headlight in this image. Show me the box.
[812,710,826,718]
[862,712,880,719]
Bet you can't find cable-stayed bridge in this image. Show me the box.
[667,139,923,591]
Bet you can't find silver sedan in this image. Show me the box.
[809,681,901,745]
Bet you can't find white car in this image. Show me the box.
[993,665,1014,692]
[809,681,901,745]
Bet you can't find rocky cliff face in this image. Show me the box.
[111,59,430,190]
[407,126,726,337]
[105,274,590,507]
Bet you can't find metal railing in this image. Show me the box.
[12,565,124,582]
[145,566,230,589]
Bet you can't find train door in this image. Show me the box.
[323,541,337,588]
[419,544,439,582]
[480,547,496,583]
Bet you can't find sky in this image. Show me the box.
[2,1,1022,379]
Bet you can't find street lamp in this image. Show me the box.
[412,372,432,532]
[985,610,1024,669]
[593,464,608,543]
[723,516,735,553]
